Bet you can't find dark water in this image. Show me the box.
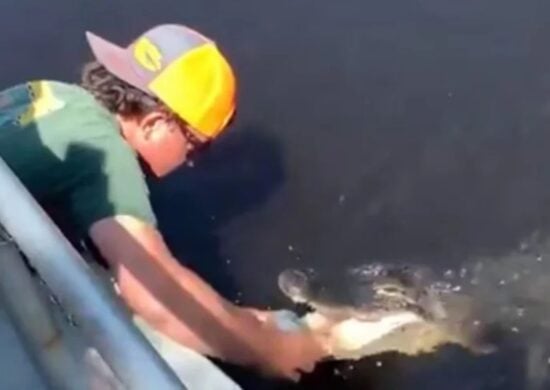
[3,0,550,389]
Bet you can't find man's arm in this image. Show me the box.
[89,215,327,381]
[89,215,266,364]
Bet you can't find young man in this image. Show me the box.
[0,24,326,386]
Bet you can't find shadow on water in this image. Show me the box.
[147,124,286,301]
[147,124,290,387]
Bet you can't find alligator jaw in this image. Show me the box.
[334,312,424,349]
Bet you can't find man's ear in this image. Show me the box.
[139,111,169,140]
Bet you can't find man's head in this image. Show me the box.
[82,24,237,176]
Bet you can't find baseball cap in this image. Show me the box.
[85,24,237,139]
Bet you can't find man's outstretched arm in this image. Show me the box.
[89,215,326,381]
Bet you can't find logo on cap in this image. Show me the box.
[133,37,163,72]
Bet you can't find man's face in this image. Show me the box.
[130,109,210,177]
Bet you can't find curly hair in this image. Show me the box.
[80,61,162,115]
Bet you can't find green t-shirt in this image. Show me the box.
[0,80,157,238]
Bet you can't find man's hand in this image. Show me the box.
[234,308,329,382]
[259,326,328,381]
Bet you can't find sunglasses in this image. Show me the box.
[181,125,211,153]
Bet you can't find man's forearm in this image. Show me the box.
[117,266,222,357]
[116,257,262,364]
[90,216,267,366]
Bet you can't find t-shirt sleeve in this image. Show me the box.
[67,138,157,234]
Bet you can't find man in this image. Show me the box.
[0,24,326,387]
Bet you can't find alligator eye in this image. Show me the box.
[278,269,310,298]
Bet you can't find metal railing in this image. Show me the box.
[0,227,83,390]
[0,157,186,389]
